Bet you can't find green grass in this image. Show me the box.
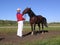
[23,25,60,31]
[27,36,60,45]
[0,25,60,34]
[0,28,17,35]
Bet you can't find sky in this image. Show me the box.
[0,0,60,23]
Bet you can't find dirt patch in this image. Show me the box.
[0,30,60,44]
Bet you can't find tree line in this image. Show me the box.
[0,20,29,26]
[0,20,60,26]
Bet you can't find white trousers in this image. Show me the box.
[17,21,23,37]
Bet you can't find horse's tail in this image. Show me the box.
[43,17,48,27]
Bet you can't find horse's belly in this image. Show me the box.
[35,21,40,24]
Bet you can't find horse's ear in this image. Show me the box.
[29,8,31,9]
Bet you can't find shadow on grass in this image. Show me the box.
[23,32,31,37]
[23,30,48,37]
[0,37,5,41]
[36,30,48,33]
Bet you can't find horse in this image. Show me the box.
[22,8,48,35]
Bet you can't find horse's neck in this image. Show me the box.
[28,10,36,18]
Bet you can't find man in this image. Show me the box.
[16,8,25,37]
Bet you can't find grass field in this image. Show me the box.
[0,24,60,45]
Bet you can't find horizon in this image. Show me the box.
[0,19,60,23]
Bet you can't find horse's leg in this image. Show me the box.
[34,23,36,30]
[42,23,43,30]
[42,23,44,34]
[31,24,34,35]
[38,24,41,34]
[38,24,40,32]
[34,24,36,34]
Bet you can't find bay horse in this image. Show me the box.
[22,8,48,35]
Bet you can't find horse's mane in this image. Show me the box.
[28,8,43,17]
[26,8,36,17]
[29,8,36,16]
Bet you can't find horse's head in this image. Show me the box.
[22,8,31,15]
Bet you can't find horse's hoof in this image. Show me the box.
[42,32,44,34]
[31,32,33,35]
[31,34,33,35]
